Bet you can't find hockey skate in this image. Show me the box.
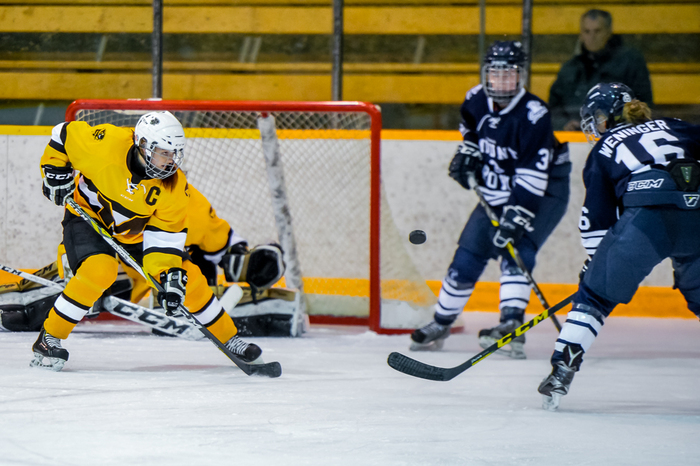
[410,321,450,351]
[225,334,262,363]
[30,327,69,372]
[538,362,576,411]
[478,318,526,359]
[538,344,583,411]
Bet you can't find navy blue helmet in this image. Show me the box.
[580,82,635,144]
[482,41,528,105]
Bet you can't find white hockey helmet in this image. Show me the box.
[133,111,186,179]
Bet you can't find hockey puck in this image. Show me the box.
[409,230,427,245]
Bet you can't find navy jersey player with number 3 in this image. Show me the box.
[410,40,572,358]
[538,82,700,411]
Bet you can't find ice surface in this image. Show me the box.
[1,312,699,466]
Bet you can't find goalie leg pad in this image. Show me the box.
[231,314,295,337]
[0,293,59,332]
[1,305,33,332]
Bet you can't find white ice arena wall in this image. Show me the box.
[0,128,673,289]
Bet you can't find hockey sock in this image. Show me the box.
[45,254,118,339]
[434,276,474,325]
[206,311,237,344]
[498,267,530,320]
[552,304,605,367]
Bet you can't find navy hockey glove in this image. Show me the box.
[158,267,188,316]
[449,141,483,190]
[42,164,75,206]
[493,205,535,249]
[219,241,249,282]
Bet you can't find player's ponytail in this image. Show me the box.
[622,100,652,125]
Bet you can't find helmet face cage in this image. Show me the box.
[138,140,185,179]
[134,111,186,180]
[482,40,527,105]
[580,108,608,145]
[482,62,526,105]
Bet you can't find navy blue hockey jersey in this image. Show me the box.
[580,118,700,256]
[459,85,564,215]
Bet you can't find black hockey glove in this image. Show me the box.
[219,241,249,283]
[449,141,484,190]
[42,164,75,206]
[245,243,286,290]
[579,258,590,282]
[492,205,535,249]
[158,267,188,316]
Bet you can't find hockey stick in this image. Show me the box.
[388,292,574,381]
[468,175,562,332]
[65,198,282,378]
[0,262,204,340]
[0,263,64,291]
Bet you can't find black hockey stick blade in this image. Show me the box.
[248,361,283,378]
[172,299,282,377]
[387,293,574,381]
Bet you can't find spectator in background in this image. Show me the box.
[548,9,653,131]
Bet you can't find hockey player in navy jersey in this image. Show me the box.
[538,82,700,410]
[410,40,572,358]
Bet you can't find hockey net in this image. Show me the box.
[66,100,436,334]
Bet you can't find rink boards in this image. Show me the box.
[0,127,692,320]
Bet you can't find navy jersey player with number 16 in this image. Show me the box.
[410,40,571,358]
[538,83,700,411]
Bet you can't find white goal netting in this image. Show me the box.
[68,101,436,332]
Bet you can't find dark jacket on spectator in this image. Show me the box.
[548,35,653,130]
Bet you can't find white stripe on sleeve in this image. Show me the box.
[514,168,549,197]
[144,229,187,253]
[479,187,510,206]
[51,122,68,146]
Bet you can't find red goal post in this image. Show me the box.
[66,99,435,334]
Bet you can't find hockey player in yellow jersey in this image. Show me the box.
[33,111,264,371]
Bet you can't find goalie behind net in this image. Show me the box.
[67,101,436,333]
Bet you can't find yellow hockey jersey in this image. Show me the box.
[186,185,231,253]
[185,184,247,262]
[41,121,189,277]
